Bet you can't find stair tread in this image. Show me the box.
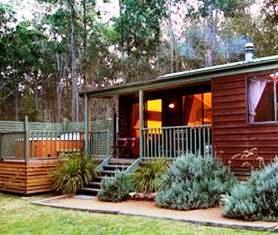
[82,187,101,192]
[95,176,113,180]
[105,164,129,168]
[109,158,135,164]
[102,170,117,173]
[90,181,101,185]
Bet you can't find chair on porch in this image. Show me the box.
[112,137,136,158]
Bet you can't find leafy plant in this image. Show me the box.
[132,159,168,193]
[53,153,97,194]
[97,172,134,202]
[223,160,278,221]
[156,153,236,210]
[230,148,265,169]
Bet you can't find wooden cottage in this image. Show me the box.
[1,50,278,195]
[82,53,278,172]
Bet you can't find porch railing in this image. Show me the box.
[141,125,212,158]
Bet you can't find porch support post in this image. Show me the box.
[84,94,89,156]
[139,90,144,157]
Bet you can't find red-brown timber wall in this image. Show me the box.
[212,73,278,167]
[0,159,60,194]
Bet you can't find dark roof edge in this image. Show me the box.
[80,55,278,97]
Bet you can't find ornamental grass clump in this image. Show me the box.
[224,161,278,221]
[53,153,97,194]
[156,153,236,210]
[97,172,134,202]
[132,159,168,193]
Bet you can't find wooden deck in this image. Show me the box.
[0,159,60,194]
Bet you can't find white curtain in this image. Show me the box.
[248,79,267,123]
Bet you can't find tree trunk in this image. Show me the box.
[119,0,127,83]
[55,52,64,123]
[206,11,217,66]
[82,0,87,87]
[69,0,78,122]
[15,89,19,121]
[166,16,177,73]
[56,79,63,123]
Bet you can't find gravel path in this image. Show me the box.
[34,195,278,231]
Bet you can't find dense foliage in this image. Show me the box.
[97,172,134,202]
[224,161,278,221]
[132,159,168,193]
[53,153,97,194]
[156,153,236,210]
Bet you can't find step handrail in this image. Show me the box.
[125,157,142,174]
[96,153,112,172]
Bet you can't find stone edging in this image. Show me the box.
[32,196,278,232]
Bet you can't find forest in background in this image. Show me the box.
[0,0,277,122]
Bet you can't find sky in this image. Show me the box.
[1,0,120,22]
[1,0,262,41]
[2,0,263,23]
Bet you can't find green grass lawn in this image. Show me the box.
[0,193,269,235]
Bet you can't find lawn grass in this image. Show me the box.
[0,193,269,235]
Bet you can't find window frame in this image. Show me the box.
[247,71,278,125]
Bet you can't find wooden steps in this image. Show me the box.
[79,158,135,196]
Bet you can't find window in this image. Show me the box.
[248,71,278,123]
[183,92,212,126]
[146,99,162,129]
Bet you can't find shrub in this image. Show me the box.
[53,153,97,194]
[230,148,265,169]
[97,172,134,202]
[156,153,236,210]
[223,161,278,221]
[132,159,168,193]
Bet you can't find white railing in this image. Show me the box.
[141,125,212,158]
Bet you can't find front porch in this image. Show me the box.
[85,82,212,160]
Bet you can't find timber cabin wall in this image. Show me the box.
[212,71,278,168]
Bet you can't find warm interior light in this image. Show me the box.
[270,72,278,79]
[168,103,175,109]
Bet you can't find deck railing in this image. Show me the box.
[0,130,85,161]
[0,117,113,161]
[88,130,110,158]
[141,125,212,158]
[0,129,112,161]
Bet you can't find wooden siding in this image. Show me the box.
[0,159,60,194]
[212,74,278,167]
[0,161,26,193]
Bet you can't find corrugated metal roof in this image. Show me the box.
[80,55,278,97]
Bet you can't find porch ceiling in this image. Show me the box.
[80,55,278,98]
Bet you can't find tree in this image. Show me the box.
[114,0,167,82]
[176,0,251,66]
[0,3,54,120]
